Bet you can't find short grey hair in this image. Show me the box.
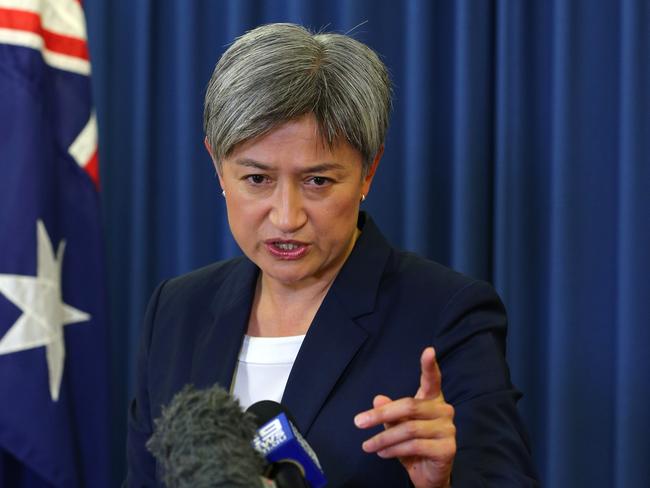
[203,23,392,174]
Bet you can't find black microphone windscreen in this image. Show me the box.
[147,384,265,488]
[247,400,298,427]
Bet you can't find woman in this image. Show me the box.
[127,23,537,487]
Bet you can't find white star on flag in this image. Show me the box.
[0,219,91,401]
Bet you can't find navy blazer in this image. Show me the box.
[126,213,538,487]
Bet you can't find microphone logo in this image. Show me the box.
[252,412,326,487]
[254,418,288,455]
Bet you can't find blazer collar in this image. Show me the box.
[282,213,393,434]
[329,212,392,321]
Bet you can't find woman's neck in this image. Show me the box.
[247,227,361,337]
[247,273,335,337]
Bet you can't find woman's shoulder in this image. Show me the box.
[151,255,257,310]
[357,214,501,309]
[389,249,491,291]
[378,249,504,321]
[165,255,250,288]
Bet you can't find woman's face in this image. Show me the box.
[216,114,379,289]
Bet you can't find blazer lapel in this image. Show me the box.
[190,258,259,391]
[282,213,392,435]
[281,295,368,435]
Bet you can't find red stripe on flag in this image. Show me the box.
[0,8,89,60]
[84,148,100,189]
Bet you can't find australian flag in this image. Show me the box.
[0,1,109,486]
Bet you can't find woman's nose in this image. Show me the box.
[269,183,307,233]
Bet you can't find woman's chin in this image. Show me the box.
[258,261,326,288]
[262,269,314,287]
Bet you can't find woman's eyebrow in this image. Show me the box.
[234,158,272,170]
[303,162,347,173]
[234,159,347,173]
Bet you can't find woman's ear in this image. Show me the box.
[204,137,216,163]
[361,145,384,197]
[204,137,225,189]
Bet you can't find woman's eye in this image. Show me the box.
[308,176,330,186]
[247,174,267,184]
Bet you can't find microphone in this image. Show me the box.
[146,384,274,488]
[247,401,327,488]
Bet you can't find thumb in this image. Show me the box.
[373,395,394,430]
[373,394,392,409]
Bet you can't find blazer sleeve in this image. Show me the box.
[434,280,539,487]
[124,281,167,487]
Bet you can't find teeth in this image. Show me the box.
[276,242,298,250]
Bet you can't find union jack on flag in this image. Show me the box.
[0,0,109,486]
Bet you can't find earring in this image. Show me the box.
[360,194,366,202]
[222,190,226,197]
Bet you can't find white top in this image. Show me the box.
[232,334,306,410]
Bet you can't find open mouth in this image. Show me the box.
[275,242,300,251]
[265,240,309,259]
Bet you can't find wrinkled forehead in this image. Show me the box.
[221,115,364,174]
[225,113,353,161]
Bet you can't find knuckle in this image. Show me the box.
[404,421,419,438]
[404,397,418,416]
[442,403,455,419]
[432,439,456,463]
[445,438,457,459]
[412,438,429,455]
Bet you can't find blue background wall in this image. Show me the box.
[83,1,650,486]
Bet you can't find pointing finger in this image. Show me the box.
[415,347,442,400]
